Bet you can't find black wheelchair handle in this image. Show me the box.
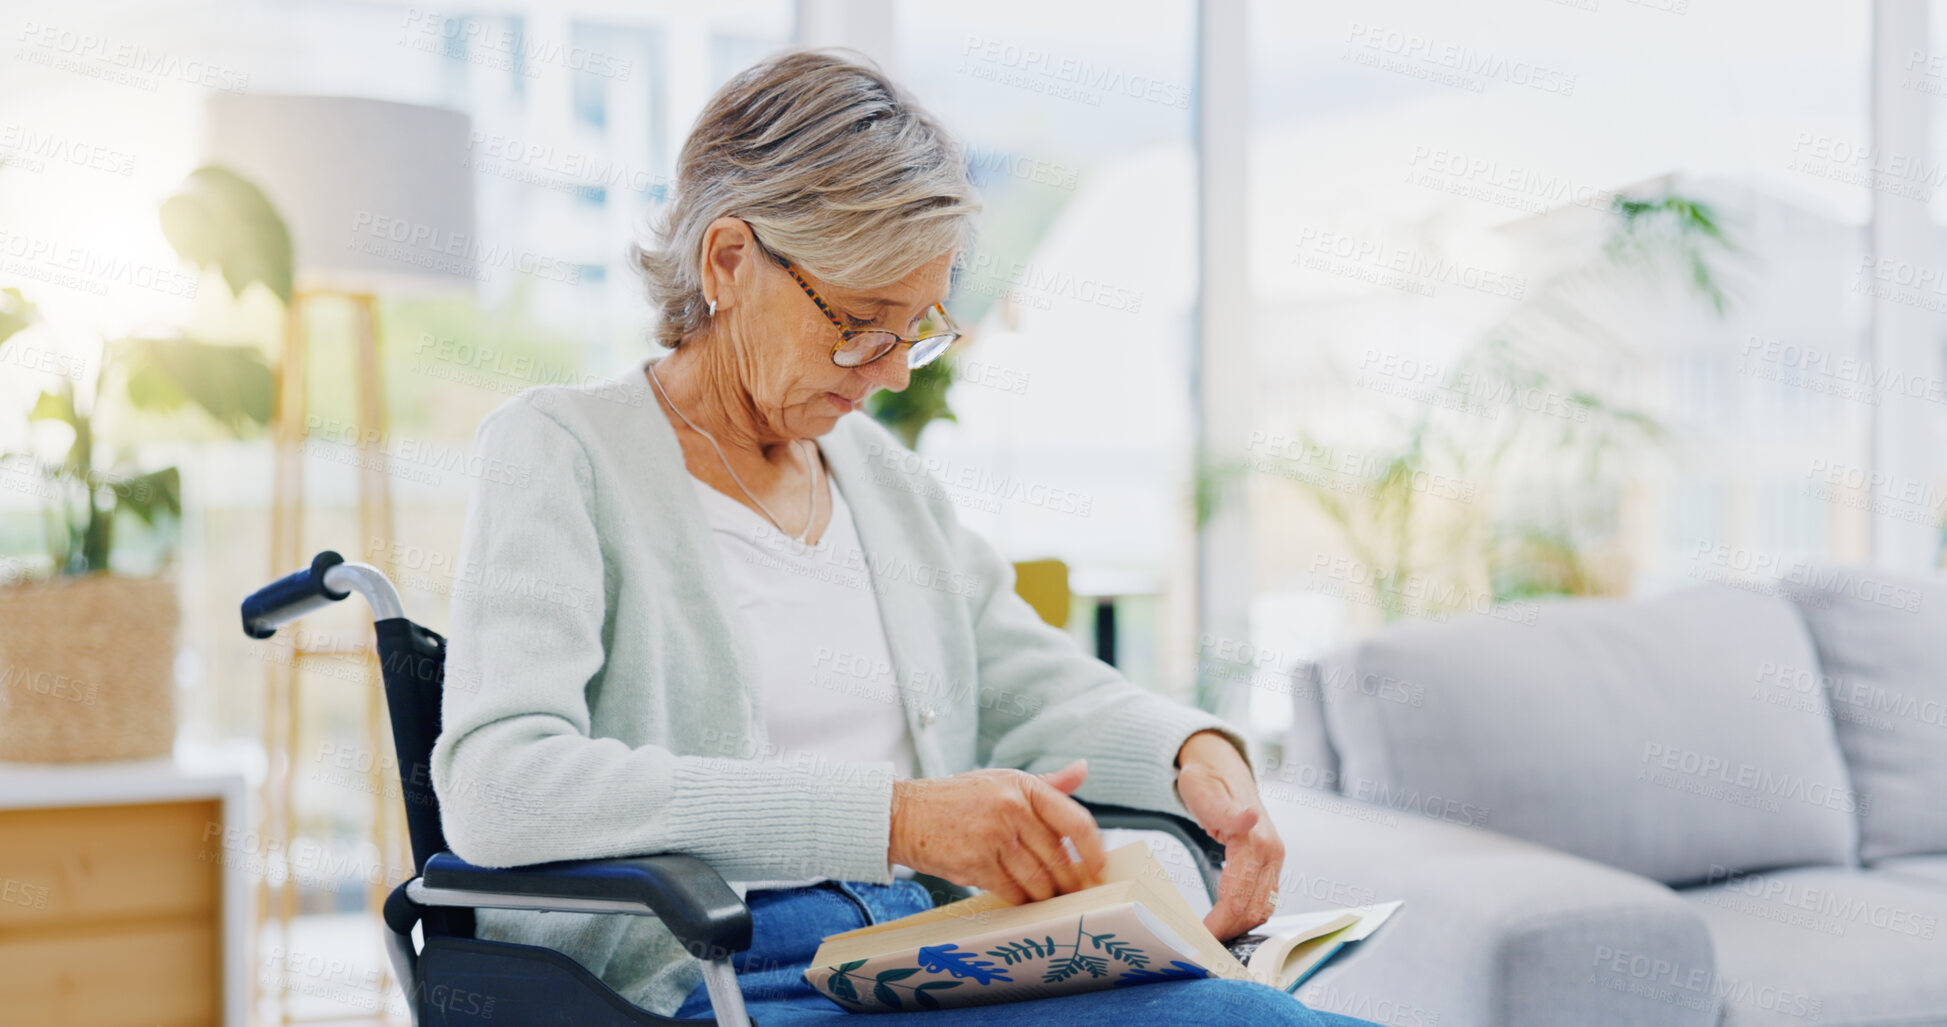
[1078,798,1227,905]
[242,550,350,639]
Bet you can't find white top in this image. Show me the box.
[435,369,1248,1018]
[688,462,920,895]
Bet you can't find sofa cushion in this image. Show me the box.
[1318,585,1859,885]
[1262,790,1720,1027]
[1869,855,1947,890]
[1680,867,1947,1026]
[1279,660,1340,789]
[1784,564,1947,862]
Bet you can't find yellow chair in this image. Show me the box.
[1011,558,1072,629]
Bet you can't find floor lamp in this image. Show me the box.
[201,93,476,1026]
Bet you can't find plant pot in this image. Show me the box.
[0,572,179,762]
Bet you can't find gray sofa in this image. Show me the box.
[1258,566,1947,1027]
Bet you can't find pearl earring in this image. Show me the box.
[707,298,717,317]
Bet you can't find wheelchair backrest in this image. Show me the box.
[374,617,453,874]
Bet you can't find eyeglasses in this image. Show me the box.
[740,220,961,370]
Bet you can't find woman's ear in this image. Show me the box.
[698,216,760,313]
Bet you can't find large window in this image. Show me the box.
[1239,0,1879,737]
[894,0,1199,693]
[4,4,1941,1020]
[0,4,793,1021]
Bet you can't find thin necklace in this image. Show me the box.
[648,359,819,546]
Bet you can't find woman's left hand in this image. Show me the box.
[1174,730,1286,941]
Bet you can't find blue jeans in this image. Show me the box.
[672,878,1380,1025]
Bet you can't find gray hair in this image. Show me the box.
[631,47,982,350]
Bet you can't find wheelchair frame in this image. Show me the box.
[241,550,1229,1026]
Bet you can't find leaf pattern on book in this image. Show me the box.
[871,967,921,1010]
[1044,952,1111,983]
[917,943,1015,984]
[985,936,1057,965]
[821,910,1200,1009]
[1112,960,1213,987]
[913,980,965,1010]
[1090,933,1149,968]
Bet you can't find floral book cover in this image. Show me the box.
[804,896,1236,1012]
[802,843,1250,1013]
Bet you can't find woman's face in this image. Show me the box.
[701,216,955,442]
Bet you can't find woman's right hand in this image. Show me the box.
[887,758,1109,905]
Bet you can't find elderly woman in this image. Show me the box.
[433,48,1377,1027]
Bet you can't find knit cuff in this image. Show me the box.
[662,756,898,884]
[1077,697,1253,822]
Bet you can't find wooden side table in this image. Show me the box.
[0,756,248,1027]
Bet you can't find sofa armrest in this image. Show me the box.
[1260,788,1717,1027]
[410,851,752,959]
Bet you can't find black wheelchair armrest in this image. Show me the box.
[412,851,753,959]
[1074,798,1226,903]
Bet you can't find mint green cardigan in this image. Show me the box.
[429,353,1252,1017]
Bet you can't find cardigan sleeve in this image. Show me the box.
[429,397,896,881]
[937,496,1255,824]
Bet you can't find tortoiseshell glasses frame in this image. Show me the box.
[740,220,961,370]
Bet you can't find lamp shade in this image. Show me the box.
[200,94,477,296]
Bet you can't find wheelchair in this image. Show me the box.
[241,550,1231,1026]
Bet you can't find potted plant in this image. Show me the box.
[0,167,286,761]
[866,356,958,448]
[1194,190,1734,643]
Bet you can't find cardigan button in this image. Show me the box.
[919,705,938,727]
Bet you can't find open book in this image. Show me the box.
[802,842,1402,1012]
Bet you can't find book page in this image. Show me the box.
[819,889,1014,944]
[1099,827,1218,920]
[1223,910,1359,974]
[1332,901,1404,943]
[1118,876,1251,981]
[819,841,1163,950]
[1270,902,1407,991]
[1278,929,1356,991]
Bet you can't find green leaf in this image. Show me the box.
[32,380,92,479]
[867,355,958,448]
[114,335,273,434]
[913,980,962,1009]
[158,165,294,304]
[1044,954,1084,983]
[0,287,39,350]
[28,390,77,427]
[1096,936,1146,966]
[110,466,181,527]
